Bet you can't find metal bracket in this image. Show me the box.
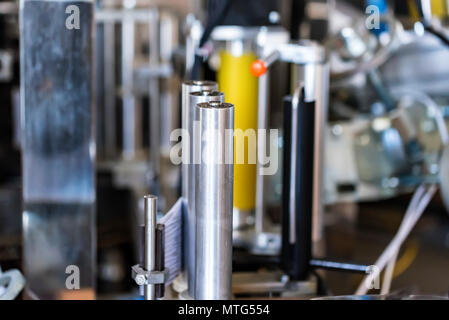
[131,264,168,286]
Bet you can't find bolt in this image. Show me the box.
[135,274,146,286]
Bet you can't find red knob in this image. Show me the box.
[250,60,267,77]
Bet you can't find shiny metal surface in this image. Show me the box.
[121,14,141,160]
[186,90,224,297]
[257,40,328,245]
[148,9,160,173]
[144,195,157,300]
[255,72,269,234]
[21,0,95,299]
[181,81,218,298]
[289,85,303,244]
[181,81,218,199]
[103,22,117,159]
[195,102,234,300]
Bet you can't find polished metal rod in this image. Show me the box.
[181,80,217,298]
[144,195,157,300]
[187,91,224,298]
[181,81,218,198]
[195,101,234,300]
[310,259,370,274]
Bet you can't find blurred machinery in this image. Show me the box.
[0,0,449,300]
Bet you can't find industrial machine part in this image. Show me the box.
[186,90,224,297]
[95,8,181,217]
[95,7,179,164]
[121,10,141,161]
[194,101,234,300]
[208,26,289,256]
[211,26,289,232]
[217,44,258,223]
[181,81,218,198]
[143,195,156,300]
[155,224,165,298]
[94,10,181,292]
[251,40,328,247]
[180,80,217,297]
[21,0,95,299]
[131,195,167,300]
[282,89,316,280]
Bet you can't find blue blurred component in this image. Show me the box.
[366,0,389,36]
[366,0,388,15]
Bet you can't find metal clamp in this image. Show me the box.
[131,264,168,286]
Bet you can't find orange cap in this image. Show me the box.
[250,60,267,77]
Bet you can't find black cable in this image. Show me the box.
[424,24,449,48]
[189,0,235,80]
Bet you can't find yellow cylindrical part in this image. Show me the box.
[407,0,448,20]
[217,50,258,212]
[431,0,448,17]
[407,0,421,20]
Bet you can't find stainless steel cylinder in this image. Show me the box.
[195,101,234,300]
[122,16,141,160]
[180,80,217,297]
[187,91,224,297]
[144,195,157,300]
[181,81,218,196]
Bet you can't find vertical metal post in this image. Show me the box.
[195,101,234,300]
[187,91,224,297]
[155,223,165,299]
[255,72,269,234]
[181,81,218,199]
[144,195,157,300]
[181,81,217,298]
[149,9,160,173]
[159,11,179,156]
[104,22,116,159]
[121,13,137,160]
[311,62,329,245]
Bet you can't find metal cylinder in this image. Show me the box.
[144,195,157,300]
[186,91,224,297]
[195,101,234,300]
[121,14,141,160]
[181,81,218,197]
[180,80,217,297]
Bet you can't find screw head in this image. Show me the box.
[135,274,146,286]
